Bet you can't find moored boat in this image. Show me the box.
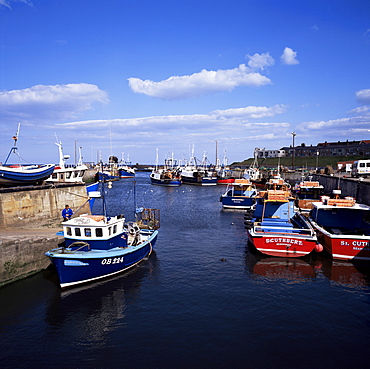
[293,178,324,213]
[309,193,370,261]
[215,149,235,184]
[0,125,55,187]
[220,178,257,209]
[118,153,135,178]
[46,139,88,183]
[216,168,235,185]
[150,150,181,186]
[180,151,217,186]
[45,184,160,289]
[245,187,323,258]
[180,165,217,185]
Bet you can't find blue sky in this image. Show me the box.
[1,0,370,166]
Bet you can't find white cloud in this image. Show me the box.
[299,117,370,133]
[280,47,299,65]
[211,104,287,119]
[247,52,275,71]
[58,104,287,132]
[0,0,33,9]
[128,64,271,100]
[0,83,109,121]
[348,106,370,115]
[356,89,370,104]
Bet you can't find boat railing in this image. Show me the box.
[254,224,314,236]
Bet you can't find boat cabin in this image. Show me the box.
[63,214,127,249]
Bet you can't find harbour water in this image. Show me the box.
[1,172,370,368]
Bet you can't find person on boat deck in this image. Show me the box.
[62,204,73,221]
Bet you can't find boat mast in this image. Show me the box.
[4,123,21,165]
[155,148,159,171]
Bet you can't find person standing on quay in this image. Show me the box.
[62,204,73,221]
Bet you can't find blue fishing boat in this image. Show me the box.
[220,179,257,209]
[45,183,160,289]
[118,153,135,178]
[0,124,55,187]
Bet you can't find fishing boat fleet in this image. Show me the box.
[2,127,370,289]
[239,175,370,262]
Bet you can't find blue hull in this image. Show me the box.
[221,196,255,209]
[150,178,181,186]
[46,231,158,288]
[0,164,55,186]
[119,170,135,178]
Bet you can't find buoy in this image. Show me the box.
[315,243,324,252]
[221,258,226,262]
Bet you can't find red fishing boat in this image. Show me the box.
[309,193,370,261]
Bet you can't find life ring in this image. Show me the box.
[129,227,136,235]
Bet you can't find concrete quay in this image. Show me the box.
[0,183,92,287]
[0,227,63,287]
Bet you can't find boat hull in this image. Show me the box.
[181,175,217,186]
[0,164,55,186]
[247,230,320,258]
[221,196,255,209]
[150,177,181,186]
[46,231,158,288]
[119,170,135,178]
[311,222,370,260]
[217,179,235,185]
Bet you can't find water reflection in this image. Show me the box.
[315,256,370,288]
[245,249,370,288]
[44,251,159,331]
[245,252,316,282]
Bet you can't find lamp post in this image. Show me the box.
[291,132,296,170]
[316,151,319,172]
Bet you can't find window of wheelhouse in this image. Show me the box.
[85,228,92,237]
[75,228,81,237]
[96,228,103,237]
[66,227,72,236]
[113,225,117,234]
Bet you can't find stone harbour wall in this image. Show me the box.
[0,183,92,228]
[0,231,63,287]
[0,183,93,286]
[312,174,370,205]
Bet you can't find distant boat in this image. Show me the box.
[309,191,370,261]
[97,156,120,181]
[45,138,88,183]
[0,124,55,187]
[243,148,266,188]
[118,153,135,178]
[180,150,217,186]
[215,146,234,184]
[220,178,257,209]
[150,150,181,186]
[245,181,323,258]
[45,182,160,289]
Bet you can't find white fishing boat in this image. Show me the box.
[46,138,87,183]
